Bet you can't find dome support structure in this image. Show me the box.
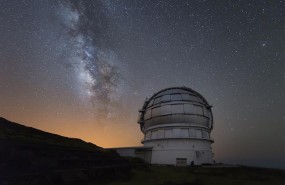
[110,86,215,166]
[137,86,214,166]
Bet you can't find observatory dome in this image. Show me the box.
[138,86,213,132]
[112,86,214,166]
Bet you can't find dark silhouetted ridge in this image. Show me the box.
[0,117,133,185]
[0,117,99,149]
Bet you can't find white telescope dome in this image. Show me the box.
[136,86,214,165]
[138,86,213,133]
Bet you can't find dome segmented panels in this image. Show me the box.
[138,87,213,131]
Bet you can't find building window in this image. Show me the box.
[189,129,196,138]
[165,129,173,138]
[184,104,203,115]
[181,128,189,138]
[181,94,191,101]
[171,104,184,114]
[161,95,171,102]
[153,97,162,105]
[196,129,202,138]
[176,158,187,166]
[202,130,209,139]
[146,132,151,139]
[202,107,209,117]
[171,94,182,101]
[151,107,161,117]
[145,109,152,119]
[151,130,158,139]
[173,128,181,137]
[157,130,164,138]
[160,105,171,115]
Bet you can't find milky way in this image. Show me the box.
[59,0,124,119]
[0,0,284,168]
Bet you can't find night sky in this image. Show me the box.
[0,0,284,168]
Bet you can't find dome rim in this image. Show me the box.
[138,86,213,132]
[145,86,210,108]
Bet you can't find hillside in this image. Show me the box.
[1,117,284,185]
[0,117,133,185]
[107,165,285,185]
[0,117,100,148]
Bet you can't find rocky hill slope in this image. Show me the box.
[0,117,132,185]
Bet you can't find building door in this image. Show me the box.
[176,158,187,166]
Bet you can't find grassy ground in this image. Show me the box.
[105,165,285,185]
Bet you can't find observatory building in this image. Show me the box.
[112,87,214,166]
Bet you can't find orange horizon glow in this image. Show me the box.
[1,110,143,148]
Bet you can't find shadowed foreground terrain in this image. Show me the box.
[106,165,285,185]
[0,117,135,185]
[0,117,284,185]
